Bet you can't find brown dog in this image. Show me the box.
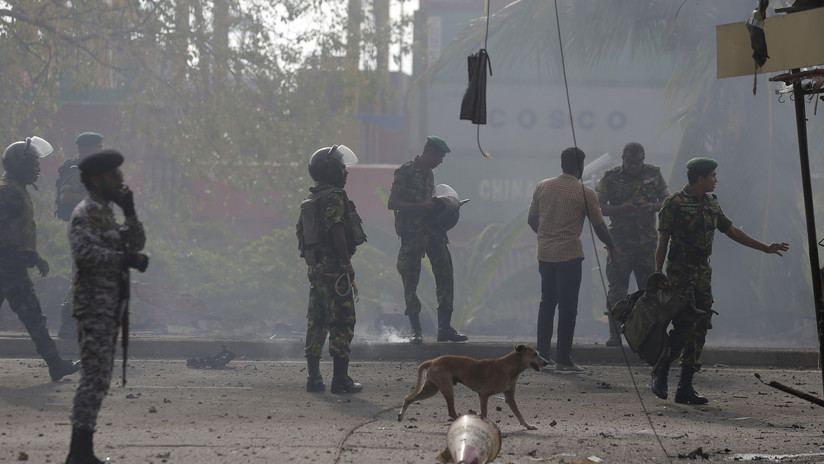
[397,344,548,430]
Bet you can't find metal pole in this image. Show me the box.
[791,77,824,391]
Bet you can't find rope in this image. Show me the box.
[551,2,672,462]
[335,271,359,301]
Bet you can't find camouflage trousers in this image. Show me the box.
[396,230,453,316]
[605,241,656,309]
[0,269,59,360]
[665,260,714,372]
[71,313,120,431]
[304,258,356,359]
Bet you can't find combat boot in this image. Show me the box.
[651,358,672,400]
[305,356,325,392]
[436,310,468,342]
[330,356,363,394]
[46,356,80,382]
[408,313,423,345]
[65,427,103,464]
[674,366,708,405]
[605,311,622,347]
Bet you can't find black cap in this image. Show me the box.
[78,149,124,176]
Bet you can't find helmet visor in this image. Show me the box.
[433,183,458,200]
[334,145,358,167]
[26,136,53,158]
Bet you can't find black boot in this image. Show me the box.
[408,314,423,345]
[651,358,671,400]
[674,366,708,405]
[436,310,468,342]
[305,356,325,392]
[605,311,621,347]
[330,356,362,394]
[65,427,103,464]
[46,356,81,382]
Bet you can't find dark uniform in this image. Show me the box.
[392,158,454,322]
[0,137,78,382]
[596,164,668,337]
[658,184,732,372]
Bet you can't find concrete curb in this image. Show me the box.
[1,335,818,368]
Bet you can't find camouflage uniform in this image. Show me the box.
[392,157,453,317]
[69,191,146,431]
[0,175,62,361]
[658,185,732,371]
[55,157,84,338]
[297,186,361,358]
[596,165,668,309]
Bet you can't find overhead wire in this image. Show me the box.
[551,1,673,462]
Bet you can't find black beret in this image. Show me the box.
[75,132,103,147]
[78,149,124,176]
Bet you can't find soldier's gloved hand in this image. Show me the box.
[113,186,136,217]
[124,252,149,272]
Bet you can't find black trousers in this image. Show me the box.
[536,258,583,365]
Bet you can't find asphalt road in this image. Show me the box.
[2,357,823,464]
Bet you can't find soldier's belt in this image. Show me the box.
[668,251,710,266]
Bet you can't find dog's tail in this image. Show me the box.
[410,360,433,396]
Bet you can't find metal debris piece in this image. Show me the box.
[186,345,236,369]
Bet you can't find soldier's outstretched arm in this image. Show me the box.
[724,226,789,256]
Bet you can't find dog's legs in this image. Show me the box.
[437,382,459,420]
[504,389,536,430]
[478,393,490,418]
[398,380,439,421]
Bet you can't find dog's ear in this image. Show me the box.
[515,344,526,352]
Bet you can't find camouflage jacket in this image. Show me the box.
[69,192,146,318]
[0,176,37,257]
[297,184,365,266]
[595,164,668,244]
[658,185,732,263]
[391,156,435,237]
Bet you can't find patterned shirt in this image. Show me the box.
[529,173,605,262]
[658,185,732,260]
[69,192,146,318]
[595,164,669,244]
[391,156,434,236]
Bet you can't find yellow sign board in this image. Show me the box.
[716,7,824,79]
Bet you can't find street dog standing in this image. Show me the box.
[397,344,548,430]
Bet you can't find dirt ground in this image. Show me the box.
[1,358,823,463]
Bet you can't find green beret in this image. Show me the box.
[78,149,123,176]
[686,157,718,172]
[75,132,103,147]
[425,135,451,154]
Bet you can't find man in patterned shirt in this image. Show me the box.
[388,136,467,344]
[653,157,788,404]
[528,147,614,373]
[64,150,148,464]
[596,142,669,347]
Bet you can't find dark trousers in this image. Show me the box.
[537,258,583,365]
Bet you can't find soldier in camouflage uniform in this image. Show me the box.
[388,136,467,344]
[654,157,788,405]
[0,137,80,382]
[55,132,104,339]
[65,150,148,464]
[596,142,669,347]
[297,145,366,394]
